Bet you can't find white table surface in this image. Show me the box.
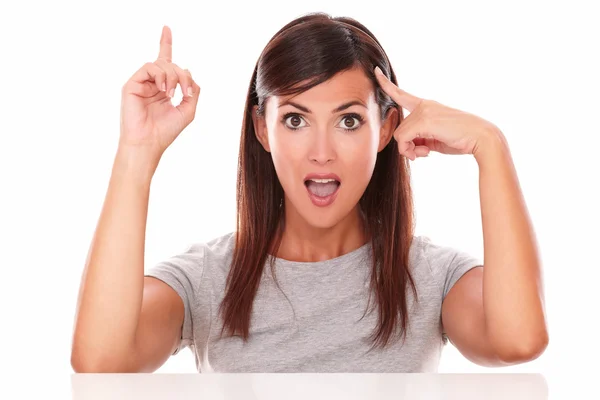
[69,373,548,400]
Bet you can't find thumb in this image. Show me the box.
[175,79,201,124]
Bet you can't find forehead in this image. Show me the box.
[272,67,376,109]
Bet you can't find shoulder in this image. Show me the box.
[408,235,433,268]
[181,231,236,277]
[411,234,472,269]
[155,231,236,272]
[408,235,436,279]
[410,234,482,298]
[202,231,236,262]
[178,230,235,255]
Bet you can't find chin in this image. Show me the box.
[302,213,342,230]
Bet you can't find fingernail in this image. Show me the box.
[187,87,193,97]
[169,88,175,98]
[374,66,384,76]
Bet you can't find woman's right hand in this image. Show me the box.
[119,25,200,160]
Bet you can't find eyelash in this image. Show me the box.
[281,112,365,132]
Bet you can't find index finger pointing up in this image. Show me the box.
[374,66,422,113]
[158,25,173,62]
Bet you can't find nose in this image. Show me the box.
[308,129,336,165]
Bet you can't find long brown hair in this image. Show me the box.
[218,12,418,352]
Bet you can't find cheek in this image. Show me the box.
[344,150,377,190]
[269,132,302,186]
[340,132,379,179]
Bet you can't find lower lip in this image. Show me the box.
[305,183,340,207]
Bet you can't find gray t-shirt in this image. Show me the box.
[144,231,482,372]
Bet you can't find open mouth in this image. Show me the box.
[304,178,340,196]
[304,178,341,206]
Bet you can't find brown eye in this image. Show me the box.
[343,117,356,128]
[338,115,362,131]
[282,113,308,130]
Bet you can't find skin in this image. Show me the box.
[252,67,398,262]
[71,26,200,372]
[252,65,549,366]
[72,24,548,372]
[372,67,549,365]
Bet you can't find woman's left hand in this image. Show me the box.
[374,66,501,161]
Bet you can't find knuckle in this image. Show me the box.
[150,64,163,75]
[151,63,165,77]
[173,65,188,81]
[121,81,135,95]
[185,69,195,82]
[416,100,431,117]
[154,58,169,70]
[423,99,438,112]
[166,70,178,83]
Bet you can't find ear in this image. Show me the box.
[252,105,270,153]
[378,106,399,152]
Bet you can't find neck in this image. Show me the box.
[273,199,368,263]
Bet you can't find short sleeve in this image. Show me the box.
[144,243,205,355]
[419,236,483,300]
[418,236,482,345]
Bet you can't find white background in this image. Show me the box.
[1,0,598,398]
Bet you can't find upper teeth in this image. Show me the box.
[309,178,337,183]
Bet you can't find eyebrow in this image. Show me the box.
[277,100,367,114]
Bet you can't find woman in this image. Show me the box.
[71,12,548,373]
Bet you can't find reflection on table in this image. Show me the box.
[71,372,548,400]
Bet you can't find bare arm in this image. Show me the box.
[70,149,184,372]
[71,26,199,372]
[442,130,548,365]
[474,131,548,359]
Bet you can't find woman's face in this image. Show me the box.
[253,67,397,229]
